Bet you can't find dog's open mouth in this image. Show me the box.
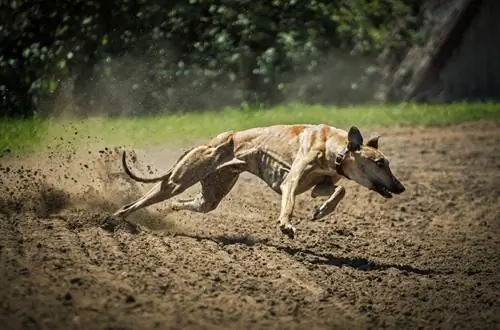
[373,184,393,198]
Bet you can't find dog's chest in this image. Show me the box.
[295,167,331,195]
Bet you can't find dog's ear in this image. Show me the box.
[366,133,380,149]
[347,126,363,151]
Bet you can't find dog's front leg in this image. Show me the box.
[278,150,320,239]
[312,185,346,221]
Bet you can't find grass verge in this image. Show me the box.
[1,102,499,157]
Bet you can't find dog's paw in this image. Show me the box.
[312,205,325,221]
[279,223,297,239]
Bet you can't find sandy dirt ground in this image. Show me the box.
[0,121,499,330]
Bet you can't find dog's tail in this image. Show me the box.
[122,150,172,183]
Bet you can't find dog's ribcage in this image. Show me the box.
[240,148,290,193]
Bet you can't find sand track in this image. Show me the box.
[0,121,499,329]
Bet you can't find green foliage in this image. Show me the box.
[0,0,421,118]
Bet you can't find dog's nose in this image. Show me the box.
[392,180,406,194]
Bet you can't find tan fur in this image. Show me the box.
[113,124,405,239]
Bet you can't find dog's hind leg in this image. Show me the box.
[171,167,240,213]
[112,132,242,219]
[112,178,186,219]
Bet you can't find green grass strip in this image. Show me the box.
[1,102,499,157]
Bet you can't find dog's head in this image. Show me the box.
[341,126,405,198]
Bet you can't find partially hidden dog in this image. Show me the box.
[112,125,406,238]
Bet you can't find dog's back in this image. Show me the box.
[230,124,310,162]
[229,124,346,163]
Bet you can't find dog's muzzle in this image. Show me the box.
[373,178,405,198]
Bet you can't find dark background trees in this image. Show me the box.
[0,0,422,118]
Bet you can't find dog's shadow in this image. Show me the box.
[177,232,443,276]
[115,219,443,276]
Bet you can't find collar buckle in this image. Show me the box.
[334,147,348,178]
[334,147,347,167]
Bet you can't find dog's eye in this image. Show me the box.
[375,159,385,167]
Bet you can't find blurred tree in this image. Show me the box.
[0,0,422,118]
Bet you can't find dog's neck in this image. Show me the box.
[333,146,349,178]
